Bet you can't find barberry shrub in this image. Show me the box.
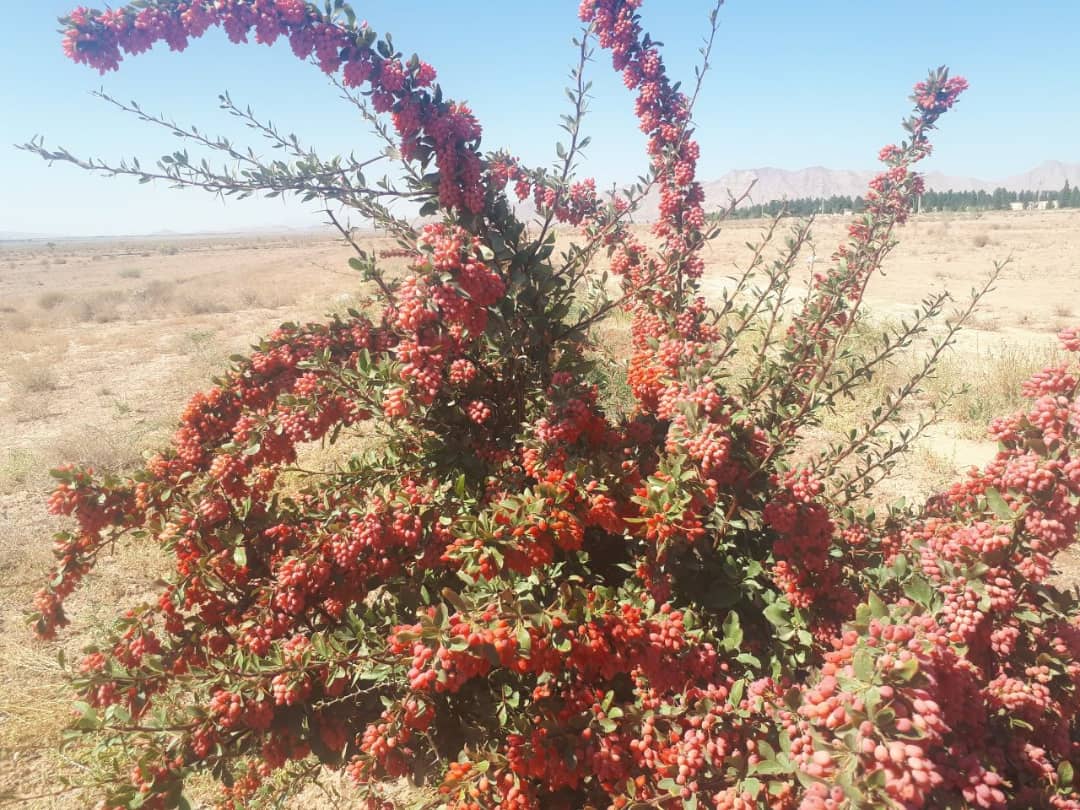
[24,2,1080,809]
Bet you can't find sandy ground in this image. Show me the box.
[1,208,1078,806]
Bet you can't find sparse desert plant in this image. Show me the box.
[0,309,33,332]
[37,290,68,310]
[966,313,1002,332]
[179,291,232,315]
[911,444,959,490]
[238,287,289,309]
[48,426,149,478]
[72,289,126,323]
[118,267,143,278]
[972,232,990,248]
[181,328,219,362]
[20,3,1080,810]
[139,278,176,308]
[0,447,39,495]
[7,355,60,394]
[928,343,1065,434]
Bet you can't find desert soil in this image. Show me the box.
[1,208,1078,806]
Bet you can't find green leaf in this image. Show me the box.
[735,652,761,668]
[1059,761,1074,789]
[752,759,790,775]
[894,656,919,682]
[441,588,467,612]
[657,778,680,794]
[516,624,532,653]
[868,591,887,618]
[721,611,743,651]
[728,678,746,707]
[985,487,1013,521]
[853,648,875,682]
[233,545,247,568]
[763,601,791,630]
[73,701,100,730]
[903,575,932,606]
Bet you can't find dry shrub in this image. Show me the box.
[7,356,60,394]
[179,292,233,315]
[967,314,1002,332]
[117,267,143,279]
[138,279,176,309]
[972,232,990,248]
[37,291,68,310]
[2,329,42,355]
[0,310,33,333]
[48,426,153,476]
[72,290,126,323]
[910,444,960,493]
[238,286,295,309]
[929,343,1063,434]
[0,447,39,494]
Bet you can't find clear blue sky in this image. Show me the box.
[3,1,1078,237]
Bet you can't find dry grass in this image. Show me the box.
[0,448,38,495]
[7,356,60,394]
[138,278,176,309]
[238,287,291,310]
[912,445,961,492]
[36,291,68,310]
[179,291,233,315]
[925,343,1063,437]
[48,425,151,476]
[71,289,126,323]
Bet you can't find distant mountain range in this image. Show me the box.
[693,160,1080,214]
[0,223,332,242]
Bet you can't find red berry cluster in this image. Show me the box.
[62,1,484,212]
[35,2,1080,809]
